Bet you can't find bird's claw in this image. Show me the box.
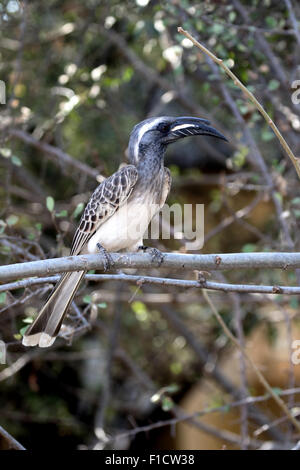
[138,246,164,266]
[96,243,114,271]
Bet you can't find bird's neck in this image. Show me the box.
[136,144,165,186]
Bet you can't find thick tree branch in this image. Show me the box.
[1,252,300,282]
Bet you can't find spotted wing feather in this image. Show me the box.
[70,165,138,255]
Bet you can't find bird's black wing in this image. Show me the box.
[70,165,138,256]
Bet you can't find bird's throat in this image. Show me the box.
[136,144,165,187]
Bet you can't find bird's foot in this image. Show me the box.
[138,245,164,266]
[96,243,114,271]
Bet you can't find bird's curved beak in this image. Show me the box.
[164,116,228,143]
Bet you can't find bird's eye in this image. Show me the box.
[157,122,170,133]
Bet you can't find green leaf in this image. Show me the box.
[268,79,280,91]
[6,214,19,226]
[0,292,6,305]
[274,192,282,203]
[55,209,68,218]
[11,155,22,166]
[73,202,84,218]
[228,11,236,22]
[170,362,182,375]
[161,396,174,411]
[265,16,277,28]
[210,23,224,35]
[232,145,249,168]
[271,387,282,396]
[165,383,180,394]
[83,294,91,304]
[46,196,55,212]
[261,130,274,142]
[0,220,6,234]
[97,302,107,309]
[169,165,180,177]
[292,209,300,219]
[20,325,30,336]
[132,301,148,321]
[242,243,257,253]
[250,174,260,183]
[122,66,134,82]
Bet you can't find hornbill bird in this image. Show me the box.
[22,116,227,348]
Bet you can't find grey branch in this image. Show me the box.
[10,128,99,179]
[2,272,300,296]
[1,251,300,281]
[0,425,26,450]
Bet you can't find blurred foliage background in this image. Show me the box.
[0,0,300,450]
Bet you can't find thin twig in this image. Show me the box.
[150,298,285,442]
[177,27,300,180]
[93,282,123,449]
[0,425,26,450]
[112,409,262,449]
[284,0,300,46]
[202,289,300,434]
[2,272,300,296]
[10,128,99,180]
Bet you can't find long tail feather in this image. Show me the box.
[22,270,85,348]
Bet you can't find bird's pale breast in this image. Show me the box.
[87,192,160,253]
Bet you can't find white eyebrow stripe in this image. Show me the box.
[134,118,162,161]
[171,123,197,132]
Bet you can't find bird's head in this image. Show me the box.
[128,115,228,165]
